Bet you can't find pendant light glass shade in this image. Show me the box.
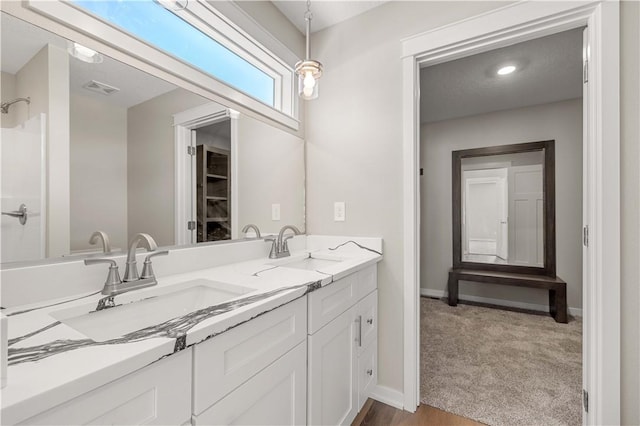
[296,1,322,100]
[296,60,322,100]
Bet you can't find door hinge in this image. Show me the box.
[187,220,196,231]
[583,59,589,84]
[583,389,589,412]
[583,225,589,247]
[187,146,196,156]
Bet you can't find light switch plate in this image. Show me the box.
[272,203,281,221]
[334,202,346,222]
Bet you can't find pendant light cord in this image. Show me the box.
[304,0,312,59]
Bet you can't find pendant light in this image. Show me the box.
[295,0,322,100]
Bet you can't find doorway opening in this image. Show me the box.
[401,2,620,424]
[418,28,584,425]
[193,120,232,243]
[172,103,238,246]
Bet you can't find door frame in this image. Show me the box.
[401,2,620,424]
[173,103,237,245]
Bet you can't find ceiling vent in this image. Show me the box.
[82,80,120,96]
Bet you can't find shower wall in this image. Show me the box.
[1,44,70,258]
[0,114,46,263]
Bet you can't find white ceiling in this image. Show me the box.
[272,0,388,34]
[1,13,177,109]
[420,28,584,124]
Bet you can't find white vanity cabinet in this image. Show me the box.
[192,296,307,425]
[18,348,192,426]
[307,265,378,425]
[193,341,307,425]
[5,262,381,426]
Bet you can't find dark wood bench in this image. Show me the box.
[447,268,568,323]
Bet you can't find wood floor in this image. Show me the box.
[352,399,485,426]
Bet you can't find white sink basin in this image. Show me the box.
[269,254,344,271]
[279,257,342,271]
[51,279,254,342]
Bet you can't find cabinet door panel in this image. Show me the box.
[308,274,357,334]
[357,339,377,411]
[308,306,357,426]
[193,297,307,413]
[194,341,307,426]
[20,349,192,426]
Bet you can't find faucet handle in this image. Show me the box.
[84,258,122,289]
[282,234,296,254]
[141,250,169,279]
[264,236,278,259]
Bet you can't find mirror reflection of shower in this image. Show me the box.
[1,97,30,114]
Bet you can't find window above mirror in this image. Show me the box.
[71,0,276,106]
[22,0,298,128]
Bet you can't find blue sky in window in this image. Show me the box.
[73,0,274,105]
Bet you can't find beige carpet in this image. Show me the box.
[420,297,582,426]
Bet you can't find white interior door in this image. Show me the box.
[496,176,509,260]
[0,113,46,263]
[463,168,508,258]
[507,164,544,266]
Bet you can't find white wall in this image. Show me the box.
[305,0,508,396]
[236,113,305,235]
[308,1,638,417]
[70,93,128,252]
[127,88,209,247]
[421,99,583,310]
[231,1,304,61]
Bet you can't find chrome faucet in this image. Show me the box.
[265,225,301,259]
[89,231,111,254]
[84,233,168,297]
[241,224,261,238]
[124,233,158,282]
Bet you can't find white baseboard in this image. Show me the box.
[369,385,404,410]
[420,288,583,317]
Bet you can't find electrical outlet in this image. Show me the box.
[272,203,281,221]
[334,202,346,222]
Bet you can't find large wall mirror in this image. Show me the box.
[0,12,304,265]
[452,140,556,276]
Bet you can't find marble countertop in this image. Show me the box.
[1,242,381,425]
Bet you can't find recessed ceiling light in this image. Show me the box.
[67,42,104,64]
[497,65,517,76]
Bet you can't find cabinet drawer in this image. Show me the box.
[20,349,192,425]
[308,273,357,334]
[356,289,377,355]
[356,265,377,300]
[193,296,307,414]
[193,341,307,426]
[357,339,377,411]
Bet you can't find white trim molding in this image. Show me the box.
[402,2,620,424]
[420,288,583,318]
[370,385,404,410]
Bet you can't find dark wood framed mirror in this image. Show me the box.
[452,140,556,277]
